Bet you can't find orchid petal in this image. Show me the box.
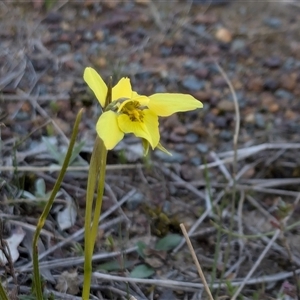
[112,78,132,101]
[83,67,108,107]
[96,111,124,150]
[117,110,159,149]
[148,93,203,117]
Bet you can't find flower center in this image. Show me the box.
[121,101,145,122]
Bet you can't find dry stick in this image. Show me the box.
[231,230,281,300]
[231,193,300,300]
[173,191,224,254]
[180,223,214,300]
[215,62,240,294]
[0,164,144,172]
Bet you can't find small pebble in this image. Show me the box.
[255,113,265,128]
[54,43,71,55]
[126,192,145,211]
[212,76,227,88]
[185,133,199,144]
[168,132,184,143]
[154,84,166,93]
[80,9,90,18]
[246,77,264,92]
[264,56,281,68]
[194,68,209,79]
[215,116,227,128]
[263,77,279,91]
[83,31,94,41]
[73,53,83,63]
[190,156,202,166]
[217,99,235,112]
[280,73,297,91]
[215,27,232,43]
[160,46,172,57]
[275,89,294,100]
[219,130,232,141]
[87,42,101,55]
[196,143,208,153]
[182,75,205,91]
[174,144,185,152]
[43,12,62,23]
[154,150,185,163]
[231,39,246,52]
[264,17,282,29]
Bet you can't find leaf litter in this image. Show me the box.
[1,1,300,299]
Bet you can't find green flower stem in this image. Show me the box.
[32,109,83,299]
[82,137,107,300]
[0,282,9,300]
[82,74,112,300]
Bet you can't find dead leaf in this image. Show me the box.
[57,195,77,230]
[55,270,80,295]
[0,227,25,265]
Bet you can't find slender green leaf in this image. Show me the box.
[42,137,61,163]
[98,259,136,272]
[155,234,182,251]
[136,241,147,259]
[130,264,155,278]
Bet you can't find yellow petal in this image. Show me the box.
[112,77,132,101]
[96,111,124,150]
[118,110,159,149]
[148,93,203,117]
[83,67,107,107]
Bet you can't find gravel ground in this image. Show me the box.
[1,1,300,299]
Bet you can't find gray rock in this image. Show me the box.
[182,75,205,91]
[126,192,145,211]
[87,42,101,55]
[54,43,71,55]
[80,9,90,18]
[155,85,166,93]
[219,130,232,141]
[196,143,209,153]
[275,89,294,100]
[231,39,246,52]
[185,133,199,144]
[154,150,185,163]
[264,56,281,68]
[83,31,93,41]
[190,156,202,166]
[264,17,282,29]
[255,113,265,129]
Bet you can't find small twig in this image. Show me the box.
[231,229,281,300]
[180,223,214,300]
[0,164,144,172]
[93,268,300,291]
[173,191,224,254]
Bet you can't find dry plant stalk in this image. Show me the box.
[180,223,214,300]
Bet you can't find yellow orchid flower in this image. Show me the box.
[83,67,203,154]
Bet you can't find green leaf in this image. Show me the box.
[42,136,61,163]
[69,140,85,165]
[97,259,136,272]
[136,241,147,259]
[35,178,46,198]
[155,234,182,251]
[130,264,155,278]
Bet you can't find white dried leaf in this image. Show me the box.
[57,196,77,230]
[0,227,25,264]
[55,270,79,295]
